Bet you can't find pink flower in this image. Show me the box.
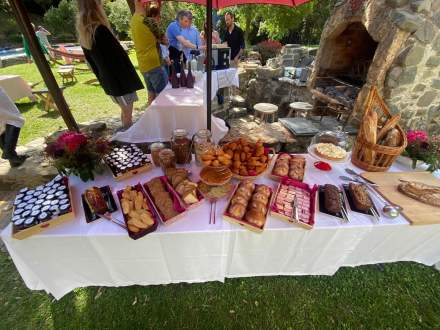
[407,130,428,144]
[57,132,88,153]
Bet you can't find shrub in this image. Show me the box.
[43,0,77,42]
[105,0,131,39]
[255,39,283,65]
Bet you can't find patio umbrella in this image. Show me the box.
[160,0,311,129]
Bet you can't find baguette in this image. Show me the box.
[398,181,440,207]
[361,111,378,163]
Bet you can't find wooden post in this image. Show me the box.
[126,0,135,14]
[8,0,79,132]
[206,0,212,130]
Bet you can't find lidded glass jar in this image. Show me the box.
[171,129,191,164]
[159,148,176,172]
[310,128,350,152]
[150,142,166,167]
[194,129,213,166]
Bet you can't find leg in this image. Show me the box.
[2,124,28,167]
[120,103,133,129]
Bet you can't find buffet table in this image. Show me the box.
[113,68,239,143]
[2,155,440,300]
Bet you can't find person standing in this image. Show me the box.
[36,26,52,50]
[200,22,221,46]
[131,1,167,106]
[0,87,28,167]
[222,12,245,67]
[181,12,202,63]
[166,10,201,73]
[76,0,143,130]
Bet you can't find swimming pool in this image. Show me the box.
[0,48,25,59]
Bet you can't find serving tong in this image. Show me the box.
[290,196,299,222]
[337,188,350,223]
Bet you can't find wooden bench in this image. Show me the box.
[32,86,66,111]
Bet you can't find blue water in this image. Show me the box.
[0,48,25,57]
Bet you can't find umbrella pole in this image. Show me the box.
[206,0,212,130]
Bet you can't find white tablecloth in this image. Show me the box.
[2,156,440,300]
[0,75,35,102]
[112,68,239,143]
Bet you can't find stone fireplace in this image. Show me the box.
[309,0,440,133]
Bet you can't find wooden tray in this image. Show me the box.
[142,177,187,225]
[223,183,274,233]
[268,153,306,182]
[12,178,75,240]
[116,184,158,240]
[162,176,205,210]
[360,171,440,225]
[270,179,317,230]
[106,161,153,181]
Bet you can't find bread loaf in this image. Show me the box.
[398,181,440,207]
[361,111,378,163]
[348,183,372,211]
[382,128,401,147]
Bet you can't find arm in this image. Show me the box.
[176,35,197,49]
[234,29,245,62]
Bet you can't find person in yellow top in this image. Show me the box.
[130,0,167,105]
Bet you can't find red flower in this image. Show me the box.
[57,132,88,153]
[407,130,428,144]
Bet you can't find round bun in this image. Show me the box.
[239,180,255,191]
[251,192,269,205]
[236,187,253,200]
[228,203,247,219]
[278,154,291,161]
[231,195,249,206]
[255,185,271,197]
[249,200,267,215]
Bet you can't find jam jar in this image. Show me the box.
[194,129,213,166]
[150,142,165,167]
[171,129,191,164]
[159,148,176,172]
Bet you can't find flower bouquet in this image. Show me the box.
[403,130,440,172]
[45,131,110,182]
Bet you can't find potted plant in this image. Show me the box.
[402,130,440,172]
[45,131,110,182]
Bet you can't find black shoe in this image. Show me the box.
[8,154,28,168]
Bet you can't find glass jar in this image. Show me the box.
[194,129,213,166]
[150,142,166,167]
[159,148,176,172]
[171,129,191,164]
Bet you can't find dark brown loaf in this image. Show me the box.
[323,184,341,214]
[349,183,372,211]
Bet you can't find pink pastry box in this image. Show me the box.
[270,178,318,230]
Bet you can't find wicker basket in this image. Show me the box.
[351,86,407,172]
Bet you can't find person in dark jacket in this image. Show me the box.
[76,0,144,130]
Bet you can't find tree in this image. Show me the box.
[105,0,131,39]
[43,0,77,41]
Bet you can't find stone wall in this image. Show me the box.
[310,0,440,134]
[384,0,440,134]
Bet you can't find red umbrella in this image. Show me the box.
[159,0,311,129]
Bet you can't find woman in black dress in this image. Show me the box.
[76,0,143,130]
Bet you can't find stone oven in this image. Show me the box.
[309,0,440,133]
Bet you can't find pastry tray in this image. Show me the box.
[270,178,317,230]
[12,177,75,240]
[342,184,378,218]
[269,153,306,182]
[317,185,346,221]
[116,183,159,240]
[162,176,205,210]
[142,176,187,225]
[82,186,118,223]
[223,183,274,233]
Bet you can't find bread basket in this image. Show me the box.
[351,86,407,172]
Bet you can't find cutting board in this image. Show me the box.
[360,171,440,225]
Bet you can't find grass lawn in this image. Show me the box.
[1,249,440,329]
[0,53,147,146]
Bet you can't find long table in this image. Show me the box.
[112,68,239,144]
[2,156,440,299]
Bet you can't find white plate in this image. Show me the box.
[307,144,351,164]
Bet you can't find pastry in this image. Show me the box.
[200,166,233,185]
[146,178,179,220]
[273,165,289,177]
[221,139,269,176]
[248,200,267,215]
[120,186,155,233]
[254,185,271,197]
[323,184,341,214]
[166,168,199,205]
[228,203,247,219]
[245,209,266,228]
[85,187,108,215]
[231,194,249,206]
[348,183,372,211]
[398,181,440,207]
[315,143,347,161]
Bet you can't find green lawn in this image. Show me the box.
[0,53,147,146]
[1,249,440,329]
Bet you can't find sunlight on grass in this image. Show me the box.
[0,52,147,146]
[73,288,89,315]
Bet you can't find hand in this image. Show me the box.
[165,58,172,65]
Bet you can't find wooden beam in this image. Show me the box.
[126,0,135,14]
[8,0,79,132]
